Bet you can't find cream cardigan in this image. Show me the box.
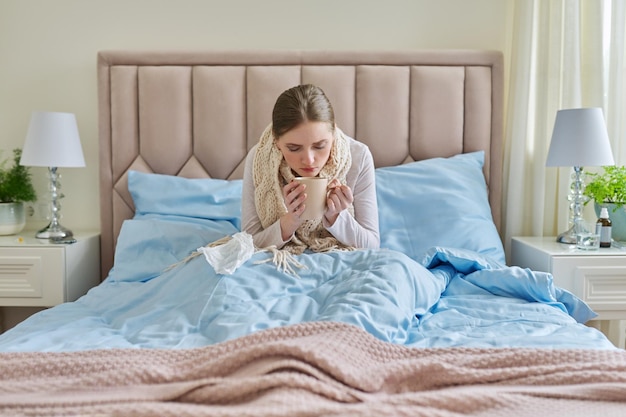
[242,136,380,250]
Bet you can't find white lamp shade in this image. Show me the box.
[546,108,614,167]
[20,111,85,167]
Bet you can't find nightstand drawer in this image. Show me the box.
[0,232,100,308]
[574,265,626,314]
[0,249,63,300]
[0,247,66,306]
[551,257,626,318]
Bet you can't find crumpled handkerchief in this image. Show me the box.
[197,231,255,275]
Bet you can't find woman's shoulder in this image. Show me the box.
[341,134,374,181]
[344,133,370,156]
[343,134,371,160]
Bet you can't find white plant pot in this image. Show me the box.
[0,202,26,235]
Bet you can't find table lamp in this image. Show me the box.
[20,111,85,239]
[546,107,614,244]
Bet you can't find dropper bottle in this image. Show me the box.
[596,207,612,248]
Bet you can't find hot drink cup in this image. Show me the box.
[294,177,328,220]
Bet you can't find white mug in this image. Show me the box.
[294,177,328,220]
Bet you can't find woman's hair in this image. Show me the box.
[272,84,335,138]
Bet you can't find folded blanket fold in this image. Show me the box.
[1,322,625,417]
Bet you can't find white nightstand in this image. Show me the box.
[511,236,626,348]
[0,231,100,331]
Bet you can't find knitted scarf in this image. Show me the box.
[253,124,354,255]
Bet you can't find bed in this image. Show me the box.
[1,50,625,416]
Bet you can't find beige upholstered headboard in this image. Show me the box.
[97,50,503,279]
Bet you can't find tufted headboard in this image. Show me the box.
[97,50,504,279]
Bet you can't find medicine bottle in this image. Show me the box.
[596,207,612,248]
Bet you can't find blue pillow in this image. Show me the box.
[128,170,243,230]
[107,171,244,282]
[108,217,238,282]
[375,151,505,264]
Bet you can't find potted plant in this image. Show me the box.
[0,148,37,235]
[583,165,626,241]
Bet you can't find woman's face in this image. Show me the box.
[276,121,334,177]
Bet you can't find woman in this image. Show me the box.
[241,84,379,254]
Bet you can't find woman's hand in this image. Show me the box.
[325,179,353,226]
[280,180,306,240]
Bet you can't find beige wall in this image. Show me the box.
[0,0,511,232]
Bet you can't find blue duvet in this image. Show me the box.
[0,217,614,352]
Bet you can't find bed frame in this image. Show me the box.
[10,51,626,417]
[97,50,504,278]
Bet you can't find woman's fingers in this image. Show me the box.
[328,178,341,189]
[328,185,353,209]
[338,185,353,204]
[283,181,307,215]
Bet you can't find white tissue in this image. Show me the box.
[197,232,255,275]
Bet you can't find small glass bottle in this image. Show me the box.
[596,207,612,248]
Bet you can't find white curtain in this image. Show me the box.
[503,0,626,259]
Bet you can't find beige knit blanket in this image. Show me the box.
[1,322,626,417]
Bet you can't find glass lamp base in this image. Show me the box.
[556,227,577,244]
[556,219,591,245]
[36,223,73,239]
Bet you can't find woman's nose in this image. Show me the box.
[302,151,314,164]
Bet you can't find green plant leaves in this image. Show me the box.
[584,165,626,207]
[0,148,37,203]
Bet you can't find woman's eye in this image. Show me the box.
[287,146,300,152]
[314,140,329,150]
